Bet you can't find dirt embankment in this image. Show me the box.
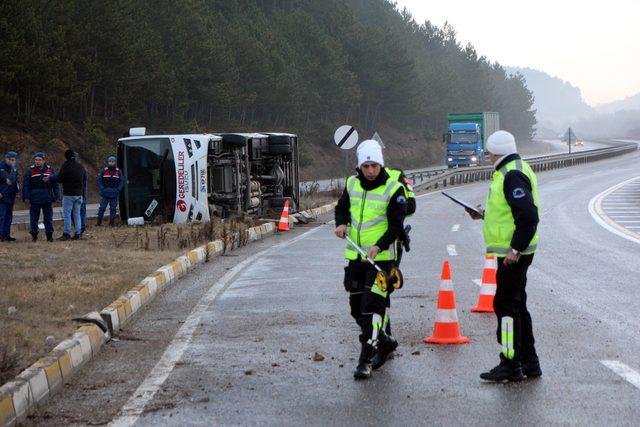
[0,218,250,384]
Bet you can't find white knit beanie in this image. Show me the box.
[357,139,384,167]
[486,131,517,156]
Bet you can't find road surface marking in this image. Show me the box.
[109,225,327,427]
[602,360,640,390]
[473,279,482,287]
[588,176,640,245]
[451,224,460,232]
[446,244,457,256]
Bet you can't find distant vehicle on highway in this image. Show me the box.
[444,112,500,168]
[117,128,300,224]
[576,140,584,146]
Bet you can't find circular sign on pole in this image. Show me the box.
[334,125,358,150]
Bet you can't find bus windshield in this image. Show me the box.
[118,137,176,222]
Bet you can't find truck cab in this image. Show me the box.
[117,128,300,224]
[444,112,500,168]
[445,123,483,168]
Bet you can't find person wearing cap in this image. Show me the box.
[23,152,60,242]
[57,149,87,240]
[96,156,125,227]
[0,151,20,241]
[334,139,407,380]
[466,130,541,382]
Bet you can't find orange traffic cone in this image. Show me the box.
[278,200,290,231]
[471,255,497,313]
[424,261,470,345]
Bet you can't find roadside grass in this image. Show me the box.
[300,184,341,211]
[0,218,250,384]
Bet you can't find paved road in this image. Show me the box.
[12,204,101,226]
[27,148,640,426]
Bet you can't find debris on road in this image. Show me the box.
[313,352,325,362]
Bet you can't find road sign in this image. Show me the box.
[334,125,358,150]
[372,131,386,148]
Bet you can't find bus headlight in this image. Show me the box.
[471,156,478,162]
[447,157,453,162]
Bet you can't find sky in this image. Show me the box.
[394,0,640,106]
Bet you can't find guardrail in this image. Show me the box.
[406,142,639,192]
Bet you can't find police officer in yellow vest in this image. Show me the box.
[467,131,541,382]
[335,140,408,379]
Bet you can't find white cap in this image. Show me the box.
[357,139,384,167]
[486,130,517,156]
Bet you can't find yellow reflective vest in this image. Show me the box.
[345,175,403,261]
[483,159,539,256]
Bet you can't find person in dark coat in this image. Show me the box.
[0,151,20,241]
[23,152,60,242]
[96,156,125,226]
[57,149,87,240]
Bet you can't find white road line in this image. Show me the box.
[602,360,640,390]
[451,224,460,232]
[588,176,640,245]
[473,279,482,287]
[109,225,327,427]
[446,244,457,256]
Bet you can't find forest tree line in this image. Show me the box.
[0,0,536,171]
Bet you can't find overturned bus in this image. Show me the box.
[116,128,300,224]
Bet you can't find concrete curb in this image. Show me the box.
[0,202,335,426]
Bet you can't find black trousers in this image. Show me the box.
[344,260,395,344]
[494,254,538,363]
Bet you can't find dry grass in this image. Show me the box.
[300,184,341,211]
[0,218,251,383]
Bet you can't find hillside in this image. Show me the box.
[596,92,640,114]
[506,67,593,133]
[0,0,536,180]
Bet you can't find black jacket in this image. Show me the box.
[57,159,87,196]
[335,168,407,251]
[495,154,539,252]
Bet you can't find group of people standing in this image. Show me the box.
[0,149,125,242]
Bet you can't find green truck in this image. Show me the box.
[444,112,500,168]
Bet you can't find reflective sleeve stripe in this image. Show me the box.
[347,176,356,193]
[435,309,459,323]
[486,244,537,255]
[501,316,515,360]
[479,285,496,296]
[499,159,524,177]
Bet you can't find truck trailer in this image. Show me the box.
[116,128,300,224]
[444,112,500,168]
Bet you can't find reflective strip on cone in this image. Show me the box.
[439,279,454,291]
[435,308,459,323]
[479,285,496,296]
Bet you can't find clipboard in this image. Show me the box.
[441,192,484,218]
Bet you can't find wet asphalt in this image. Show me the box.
[26,146,640,426]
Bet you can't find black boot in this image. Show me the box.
[109,217,115,227]
[46,233,53,242]
[522,356,542,378]
[57,233,71,241]
[353,343,374,380]
[3,236,16,242]
[372,332,398,370]
[96,216,103,226]
[31,233,38,242]
[480,357,524,382]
